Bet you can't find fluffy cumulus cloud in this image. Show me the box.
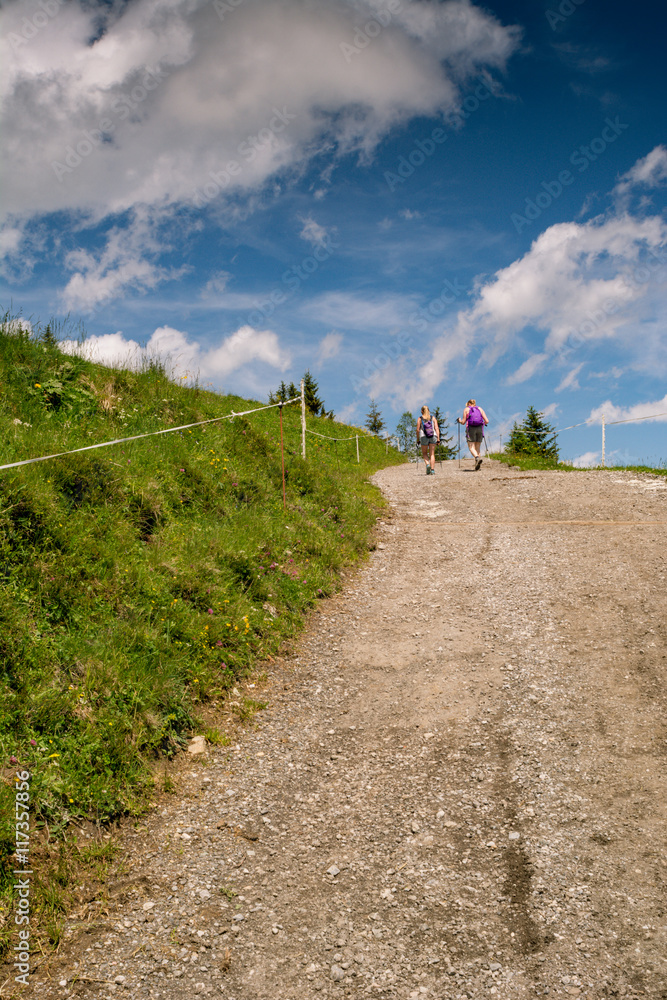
[371,147,667,406]
[587,393,667,426]
[61,322,291,393]
[405,206,667,399]
[460,213,667,356]
[58,209,192,312]
[0,0,520,224]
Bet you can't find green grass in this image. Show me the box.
[489,452,666,475]
[0,315,404,954]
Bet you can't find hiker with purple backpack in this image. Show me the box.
[416,405,440,475]
[457,399,488,471]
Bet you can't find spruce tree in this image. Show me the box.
[365,398,385,436]
[41,322,58,348]
[302,370,323,414]
[507,405,559,459]
[433,407,457,460]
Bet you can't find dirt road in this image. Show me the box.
[27,459,667,1000]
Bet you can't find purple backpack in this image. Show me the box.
[421,415,434,437]
[467,405,484,427]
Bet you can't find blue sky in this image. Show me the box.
[1,0,666,465]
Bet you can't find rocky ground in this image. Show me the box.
[14,458,667,999]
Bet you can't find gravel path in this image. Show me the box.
[24,459,667,1000]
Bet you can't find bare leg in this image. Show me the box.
[429,443,436,470]
[421,443,429,471]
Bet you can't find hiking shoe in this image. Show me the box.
[474,457,482,471]
[430,468,436,475]
[426,467,432,474]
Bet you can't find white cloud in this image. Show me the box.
[0,223,23,257]
[335,402,358,425]
[205,325,290,378]
[588,394,667,426]
[299,216,330,248]
[0,0,520,225]
[505,352,549,385]
[572,450,600,467]
[541,402,559,419]
[555,363,584,392]
[301,291,415,331]
[317,331,344,364]
[202,271,232,296]
[614,145,667,202]
[61,322,291,391]
[339,149,667,407]
[60,210,189,312]
[60,331,144,367]
[450,212,667,368]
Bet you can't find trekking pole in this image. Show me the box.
[457,421,461,470]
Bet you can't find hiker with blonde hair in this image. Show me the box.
[457,399,488,470]
[416,405,439,475]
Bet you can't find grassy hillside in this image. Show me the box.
[0,318,403,949]
[489,451,667,475]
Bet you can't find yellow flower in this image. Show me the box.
[35,383,42,388]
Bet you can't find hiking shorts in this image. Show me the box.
[467,424,484,443]
[420,434,437,446]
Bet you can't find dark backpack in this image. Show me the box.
[421,415,434,437]
[467,405,484,426]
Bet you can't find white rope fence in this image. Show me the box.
[555,409,667,465]
[0,397,301,473]
[305,427,360,462]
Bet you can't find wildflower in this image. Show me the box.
[9,755,18,764]
[29,739,36,746]
[34,383,41,388]
[207,608,214,614]
[180,468,185,472]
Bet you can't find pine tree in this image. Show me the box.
[41,322,58,348]
[365,398,385,436]
[395,411,417,453]
[287,381,298,400]
[507,405,559,460]
[302,370,323,415]
[433,407,457,460]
